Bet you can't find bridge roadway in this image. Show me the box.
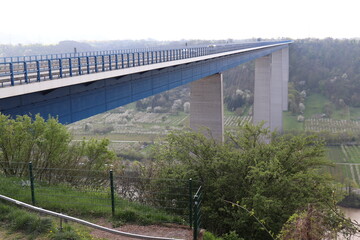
[0,41,292,140]
[0,41,289,92]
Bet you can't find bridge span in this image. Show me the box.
[0,41,292,141]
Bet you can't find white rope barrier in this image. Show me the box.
[0,194,183,240]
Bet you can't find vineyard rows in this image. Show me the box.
[224,116,252,127]
[305,118,360,133]
[329,145,360,186]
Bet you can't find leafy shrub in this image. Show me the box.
[222,231,244,240]
[116,208,138,222]
[151,123,339,239]
[0,113,116,186]
[203,231,222,240]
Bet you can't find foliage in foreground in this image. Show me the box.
[0,113,116,181]
[150,123,356,239]
[0,174,184,229]
[0,201,98,240]
[279,204,356,240]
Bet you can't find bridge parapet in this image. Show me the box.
[0,41,291,88]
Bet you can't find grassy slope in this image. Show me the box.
[0,175,184,227]
[0,201,104,240]
[283,93,360,186]
[304,93,360,120]
[303,93,329,118]
[283,112,303,131]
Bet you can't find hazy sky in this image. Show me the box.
[1,0,359,44]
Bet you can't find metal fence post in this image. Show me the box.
[86,57,90,74]
[9,63,15,86]
[94,56,98,73]
[23,61,28,83]
[59,59,63,78]
[189,178,193,228]
[193,194,198,240]
[102,55,105,71]
[109,55,112,71]
[78,57,82,75]
[109,170,115,217]
[36,61,40,81]
[28,162,36,206]
[48,59,52,80]
[115,54,119,69]
[69,58,73,76]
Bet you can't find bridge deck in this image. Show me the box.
[0,41,291,89]
[0,41,292,99]
[0,40,292,124]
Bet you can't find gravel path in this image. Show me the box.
[90,221,193,240]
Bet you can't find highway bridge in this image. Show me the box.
[0,40,292,141]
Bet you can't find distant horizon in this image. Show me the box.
[1,36,360,47]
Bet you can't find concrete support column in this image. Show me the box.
[253,50,284,133]
[190,73,224,142]
[271,50,283,132]
[253,55,271,130]
[282,47,289,111]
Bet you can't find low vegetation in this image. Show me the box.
[0,201,99,240]
[148,123,356,239]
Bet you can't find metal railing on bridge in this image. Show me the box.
[0,41,291,88]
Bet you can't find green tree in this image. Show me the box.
[0,114,116,182]
[151,123,351,239]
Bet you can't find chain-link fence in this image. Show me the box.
[0,161,201,228]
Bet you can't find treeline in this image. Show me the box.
[0,39,237,57]
[224,38,360,115]
[290,38,360,108]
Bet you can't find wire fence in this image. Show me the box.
[0,161,201,229]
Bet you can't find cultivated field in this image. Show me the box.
[327,145,360,186]
[68,106,252,155]
[305,118,360,134]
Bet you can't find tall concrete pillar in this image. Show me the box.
[253,55,271,130]
[271,50,283,132]
[253,50,284,133]
[190,73,224,142]
[282,47,289,111]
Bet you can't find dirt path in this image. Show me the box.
[90,221,193,240]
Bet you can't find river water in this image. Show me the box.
[339,207,360,239]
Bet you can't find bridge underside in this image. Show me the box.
[0,46,287,126]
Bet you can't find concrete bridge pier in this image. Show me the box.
[253,49,285,133]
[282,47,289,111]
[190,73,224,142]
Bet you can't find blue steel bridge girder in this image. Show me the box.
[0,45,288,124]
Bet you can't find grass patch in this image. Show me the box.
[224,107,237,117]
[0,201,52,239]
[0,174,186,227]
[304,93,329,118]
[332,106,350,120]
[350,107,360,120]
[326,146,346,163]
[325,146,360,186]
[283,112,303,131]
[0,200,102,240]
[304,93,360,121]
